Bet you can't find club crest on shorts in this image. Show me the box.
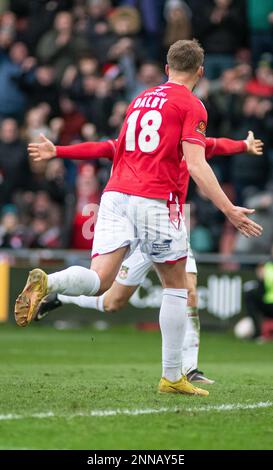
[196,120,206,136]
[119,265,129,280]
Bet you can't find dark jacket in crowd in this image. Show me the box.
[0,139,32,204]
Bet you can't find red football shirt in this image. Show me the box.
[56,136,246,205]
[104,82,208,200]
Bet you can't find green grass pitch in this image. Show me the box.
[0,324,273,450]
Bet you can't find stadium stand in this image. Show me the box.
[0,0,273,254]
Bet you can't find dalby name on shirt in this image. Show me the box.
[133,95,168,110]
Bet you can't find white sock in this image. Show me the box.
[97,293,105,312]
[48,266,100,296]
[159,288,188,382]
[57,293,106,311]
[182,307,200,374]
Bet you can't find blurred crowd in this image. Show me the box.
[0,0,273,253]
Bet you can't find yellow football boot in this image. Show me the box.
[159,375,209,396]
[15,269,48,327]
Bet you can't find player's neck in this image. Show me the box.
[168,74,197,91]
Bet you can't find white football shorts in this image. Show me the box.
[92,191,188,264]
[116,243,197,286]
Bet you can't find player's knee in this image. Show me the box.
[96,278,115,296]
[188,286,198,308]
[104,294,127,313]
[187,274,198,307]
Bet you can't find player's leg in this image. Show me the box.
[14,192,133,326]
[182,271,200,374]
[182,249,215,384]
[35,246,152,319]
[99,282,138,313]
[154,259,208,396]
[137,196,208,395]
[155,258,188,382]
[15,248,128,327]
[88,246,153,312]
[184,272,211,383]
[35,282,138,321]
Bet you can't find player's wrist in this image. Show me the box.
[222,202,235,217]
[244,139,250,152]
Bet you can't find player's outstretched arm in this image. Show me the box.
[205,131,264,159]
[28,134,56,161]
[245,130,264,155]
[28,134,116,162]
[183,141,263,238]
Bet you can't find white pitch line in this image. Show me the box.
[0,402,272,422]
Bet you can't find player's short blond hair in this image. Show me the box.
[167,39,204,73]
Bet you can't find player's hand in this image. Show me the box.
[226,206,263,238]
[245,130,264,156]
[28,134,56,162]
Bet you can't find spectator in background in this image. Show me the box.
[57,95,86,145]
[49,117,65,144]
[42,156,75,247]
[61,55,99,92]
[234,187,273,255]
[83,0,113,61]
[108,5,141,37]
[8,0,74,49]
[230,95,271,204]
[127,61,164,100]
[119,0,165,60]
[29,214,62,249]
[0,40,35,120]
[107,100,128,137]
[245,53,273,97]
[0,10,16,46]
[0,1,8,14]
[0,118,31,204]
[85,2,144,67]
[79,76,115,134]
[193,0,247,79]
[43,159,70,206]
[235,250,273,340]
[193,77,223,138]
[36,10,89,82]
[0,204,27,248]
[71,163,101,249]
[163,0,192,51]
[22,107,54,192]
[106,7,148,97]
[80,122,98,142]
[195,61,253,140]
[93,78,116,133]
[26,65,60,116]
[23,106,51,143]
[107,36,138,97]
[28,190,62,248]
[0,0,272,252]
[247,0,273,65]
[66,71,97,106]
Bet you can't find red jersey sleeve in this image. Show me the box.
[205,137,247,160]
[56,140,116,161]
[181,98,208,148]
